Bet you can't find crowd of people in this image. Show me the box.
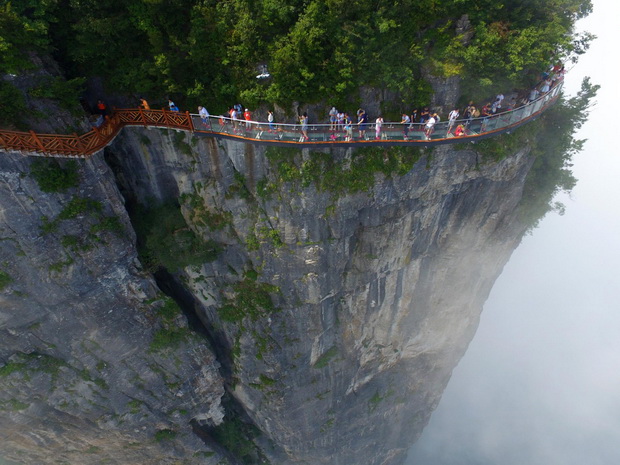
[131,63,565,142]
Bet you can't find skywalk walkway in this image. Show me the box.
[0,83,562,159]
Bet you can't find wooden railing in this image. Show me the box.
[0,82,562,158]
[0,110,195,158]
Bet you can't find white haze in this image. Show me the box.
[407,0,620,463]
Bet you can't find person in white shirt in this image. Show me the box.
[375,116,384,140]
[198,106,209,126]
[495,93,505,109]
[448,108,459,134]
[424,115,436,140]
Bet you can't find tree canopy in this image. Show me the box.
[0,0,593,114]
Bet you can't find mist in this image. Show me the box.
[407,0,620,463]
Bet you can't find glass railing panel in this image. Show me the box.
[185,80,563,144]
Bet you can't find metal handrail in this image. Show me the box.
[192,82,562,143]
[0,81,563,158]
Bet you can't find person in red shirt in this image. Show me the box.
[244,109,252,130]
[96,99,107,116]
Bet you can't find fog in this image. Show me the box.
[407,0,620,463]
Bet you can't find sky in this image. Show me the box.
[407,0,620,464]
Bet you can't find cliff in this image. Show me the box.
[0,153,225,464]
[0,124,535,464]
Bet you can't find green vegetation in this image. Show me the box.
[48,256,74,272]
[517,78,598,229]
[259,374,276,386]
[154,429,177,442]
[127,399,143,414]
[93,377,108,390]
[209,417,264,465]
[0,270,12,290]
[0,399,30,412]
[0,80,27,128]
[30,160,79,193]
[1,1,592,123]
[28,76,86,113]
[153,296,183,321]
[90,216,123,235]
[60,235,81,251]
[131,202,221,272]
[245,228,260,251]
[320,418,335,432]
[227,172,252,200]
[454,76,597,232]
[172,131,193,157]
[180,189,233,231]
[312,346,338,369]
[39,196,121,255]
[58,197,102,219]
[149,327,190,352]
[41,197,103,232]
[0,352,67,383]
[147,295,194,352]
[0,361,22,377]
[40,216,58,234]
[249,373,277,391]
[368,390,384,413]
[253,330,270,361]
[266,146,423,197]
[218,278,280,323]
[256,178,277,201]
[244,269,259,281]
[472,77,597,231]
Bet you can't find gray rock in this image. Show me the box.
[102,128,534,465]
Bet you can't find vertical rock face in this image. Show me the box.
[0,120,535,465]
[0,154,225,464]
[101,128,535,465]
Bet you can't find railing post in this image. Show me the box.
[139,108,147,127]
[73,133,87,156]
[161,108,169,128]
[186,111,194,133]
[29,130,47,154]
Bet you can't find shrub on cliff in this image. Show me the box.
[0,270,12,291]
[132,202,221,272]
[29,160,79,193]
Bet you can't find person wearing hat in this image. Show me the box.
[244,108,252,130]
